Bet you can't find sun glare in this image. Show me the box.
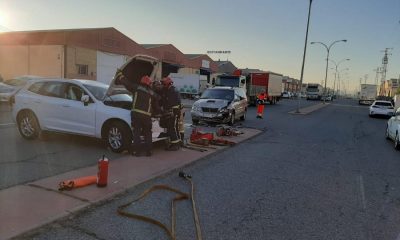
[0,11,10,31]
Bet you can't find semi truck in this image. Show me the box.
[359,84,377,105]
[306,84,323,100]
[246,72,282,105]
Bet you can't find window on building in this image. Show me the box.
[77,64,88,75]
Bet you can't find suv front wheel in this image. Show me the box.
[105,121,132,153]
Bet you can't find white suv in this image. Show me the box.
[12,55,165,153]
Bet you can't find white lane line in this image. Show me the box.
[331,104,367,109]
[0,123,15,128]
[359,175,367,211]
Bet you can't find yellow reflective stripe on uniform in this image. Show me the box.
[171,105,180,109]
[148,97,152,113]
[132,92,138,108]
[171,139,181,144]
[132,109,151,116]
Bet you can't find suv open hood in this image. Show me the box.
[106,54,160,96]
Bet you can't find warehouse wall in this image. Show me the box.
[0,45,64,80]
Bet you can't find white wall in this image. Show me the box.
[96,51,127,85]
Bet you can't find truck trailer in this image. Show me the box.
[359,84,377,105]
[169,73,201,98]
[246,72,282,105]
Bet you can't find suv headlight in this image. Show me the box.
[219,107,229,113]
[192,104,201,112]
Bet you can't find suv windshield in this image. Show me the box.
[83,84,108,100]
[200,89,234,101]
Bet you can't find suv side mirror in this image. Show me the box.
[81,95,90,106]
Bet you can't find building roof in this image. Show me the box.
[240,68,266,75]
[185,54,204,59]
[141,44,168,49]
[0,27,147,56]
[0,27,114,34]
[215,60,237,74]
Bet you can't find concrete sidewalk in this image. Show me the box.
[0,127,261,240]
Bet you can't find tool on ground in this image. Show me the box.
[179,171,202,240]
[190,127,236,146]
[58,175,97,191]
[190,128,214,146]
[117,172,203,240]
[211,138,236,146]
[182,144,208,152]
[216,125,244,137]
[97,155,109,187]
[187,143,218,149]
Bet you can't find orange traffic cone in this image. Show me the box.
[58,175,97,191]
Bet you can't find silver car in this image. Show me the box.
[191,87,248,125]
[0,76,44,103]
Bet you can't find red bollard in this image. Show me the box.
[97,155,109,187]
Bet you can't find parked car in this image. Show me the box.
[282,91,290,98]
[386,107,400,150]
[0,75,44,102]
[321,95,333,101]
[369,100,394,118]
[191,86,247,125]
[12,55,166,153]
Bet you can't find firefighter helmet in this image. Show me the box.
[161,77,173,86]
[140,75,152,86]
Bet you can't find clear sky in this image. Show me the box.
[1,0,400,94]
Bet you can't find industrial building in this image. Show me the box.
[0,27,217,84]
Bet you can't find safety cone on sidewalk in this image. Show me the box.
[58,175,97,191]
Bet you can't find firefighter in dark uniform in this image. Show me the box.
[115,71,157,157]
[161,77,182,151]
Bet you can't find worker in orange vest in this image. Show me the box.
[256,90,267,119]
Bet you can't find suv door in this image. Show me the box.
[35,81,68,131]
[234,88,246,117]
[62,83,96,136]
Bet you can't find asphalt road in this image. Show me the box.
[16,98,400,240]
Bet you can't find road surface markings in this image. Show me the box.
[331,103,367,109]
[358,175,367,211]
[288,103,330,115]
[0,122,15,128]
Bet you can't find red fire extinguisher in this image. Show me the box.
[97,155,109,187]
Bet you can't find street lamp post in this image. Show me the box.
[310,39,347,103]
[296,0,313,113]
[337,68,349,96]
[329,58,350,96]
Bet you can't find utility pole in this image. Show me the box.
[380,48,392,83]
[364,74,368,84]
[373,67,381,85]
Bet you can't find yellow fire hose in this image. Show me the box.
[117,172,202,240]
